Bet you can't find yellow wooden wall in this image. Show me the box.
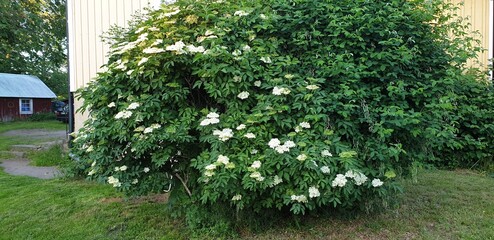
[449,0,491,69]
[67,0,160,130]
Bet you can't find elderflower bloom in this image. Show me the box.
[260,56,272,63]
[216,155,230,165]
[237,91,250,100]
[291,195,308,203]
[138,57,149,66]
[88,169,96,176]
[354,173,368,186]
[251,161,261,169]
[205,164,217,170]
[107,176,121,187]
[273,175,283,186]
[234,10,249,17]
[321,150,333,157]
[132,179,139,184]
[236,124,246,130]
[306,85,320,90]
[115,110,132,119]
[119,165,128,171]
[232,194,242,201]
[250,171,264,181]
[272,86,290,95]
[213,128,234,141]
[165,41,186,53]
[244,133,256,139]
[309,186,320,198]
[108,102,116,108]
[127,102,140,110]
[299,122,310,129]
[143,167,150,173]
[372,178,384,187]
[186,45,205,53]
[320,166,331,174]
[143,47,166,54]
[268,138,281,148]
[332,174,347,187]
[297,154,307,161]
[254,81,261,87]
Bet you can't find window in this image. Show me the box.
[19,99,33,114]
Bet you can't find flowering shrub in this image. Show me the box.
[71,0,484,214]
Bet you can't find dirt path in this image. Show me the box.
[0,129,66,179]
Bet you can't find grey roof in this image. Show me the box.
[0,73,56,98]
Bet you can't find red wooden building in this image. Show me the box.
[0,73,56,121]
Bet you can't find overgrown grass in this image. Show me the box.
[0,169,492,239]
[27,145,68,167]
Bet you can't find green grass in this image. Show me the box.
[27,145,68,167]
[0,120,66,133]
[0,120,66,151]
[0,169,492,239]
[0,171,186,240]
[242,170,494,240]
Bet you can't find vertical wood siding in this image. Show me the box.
[67,0,158,130]
[449,0,491,69]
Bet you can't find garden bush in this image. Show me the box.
[71,0,489,216]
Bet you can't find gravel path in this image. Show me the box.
[0,129,67,179]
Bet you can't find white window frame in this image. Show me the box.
[19,99,33,115]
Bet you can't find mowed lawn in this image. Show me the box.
[0,169,492,239]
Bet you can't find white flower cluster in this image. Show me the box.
[272,175,283,186]
[234,10,249,17]
[260,56,272,63]
[254,81,261,87]
[272,86,291,95]
[107,176,121,187]
[306,85,320,90]
[372,178,384,187]
[165,41,186,54]
[345,170,368,186]
[127,102,140,110]
[216,155,230,165]
[268,138,296,154]
[250,171,264,181]
[291,195,308,203]
[143,123,161,134]
[114,110,132,119]
[143,47,166,54]
[295,122,311,132]
[244,133,255,139]
[108,102,116,108]
[250,160,261,169]
[237,91,250,99]
[200,112,220,126]
[236,124,246,130]
[232,194,242,201]
[320,166,331,174]
[138,57,148,66]
[213,128,233,141]
[331,174,347,187]
[321,150,333,157]
[161,8,180,18]
[296,154,307,161]
[309,186,320,198]
[143,167,150,173]
[114,165,128,171]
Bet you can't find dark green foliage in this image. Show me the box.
[70,0,491,218]
[28,112,56,122]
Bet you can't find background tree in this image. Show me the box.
[0,0,67,98]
